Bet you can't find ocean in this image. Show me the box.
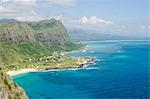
[13,40,150,99]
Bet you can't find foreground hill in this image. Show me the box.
[0,68,28,99]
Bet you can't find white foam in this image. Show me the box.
[82,50,87,52]
[90,51,95,53]
[96,59,101,62]
[85,67,99,70]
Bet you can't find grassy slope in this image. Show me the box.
[0,42,48,64]
[0,42,83,71]
[0,69,28,99]
[0,19,84,71]
[0,19,85,99]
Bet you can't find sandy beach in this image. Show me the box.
[6,57,95,77]
[7,68,37,76]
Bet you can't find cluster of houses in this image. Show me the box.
[33,52,64,63]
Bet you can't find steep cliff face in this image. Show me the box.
[0,69,28,99]
[0,22,36,44]
[28,18,70,46]
[0,18,71,45]
[0,18,80,65]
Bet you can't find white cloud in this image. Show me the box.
[16,16,42,21]
[49,14,63,20]
[80,16,113,26]
[0,0,76,21]
[0,0,38,20]
[1,0,37,8]
[2,0,10,3]
[46,0,76,6]
[15,11,43,21]
[0,6,13,12]
[49,15,117,32]
[141,25,150,31]
[141,25,147,29]
[69,16,114,28]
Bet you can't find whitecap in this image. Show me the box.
[96,59,101,62]
[82,50,87,52]
[84,67,100,70]
[90,51,95,53]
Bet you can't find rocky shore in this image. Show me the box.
[45,58,95,70]
[7,58,95,76]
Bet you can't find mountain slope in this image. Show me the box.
[0,19,82,98]
[0,22,36,44]
[27,18,70,46]
[0,19,82,69]
[0,68,28,99]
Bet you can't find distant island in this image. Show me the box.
[68,29,150,42]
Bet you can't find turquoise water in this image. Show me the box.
[13,41,149,99]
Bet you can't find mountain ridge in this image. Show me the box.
[0,18,82,99]
[68,28,149,41]
[0,18,81,67]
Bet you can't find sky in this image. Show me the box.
[0,0,149,37]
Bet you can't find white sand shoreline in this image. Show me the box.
[7,58,95,77]
[7,68,38,77]
[7,65,88,77]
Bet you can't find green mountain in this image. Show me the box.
[0,19,81,68]
[0,18,74,46]
[27,19,70,46]
[0,18,82,99]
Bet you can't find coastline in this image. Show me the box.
[7,68,37,76]
[7,40,148,77]
[80,39,150,43]
[7,58,95,77]
[6,45,92,77]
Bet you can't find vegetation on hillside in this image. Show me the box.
[0,68,28,99]
[0,18,85,99]
[0,18,83,71]
[0,42,86,98]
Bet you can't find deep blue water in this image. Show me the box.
[13,40,150,99]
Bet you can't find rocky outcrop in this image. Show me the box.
[0,22,36,44]
[0,69,28,99]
